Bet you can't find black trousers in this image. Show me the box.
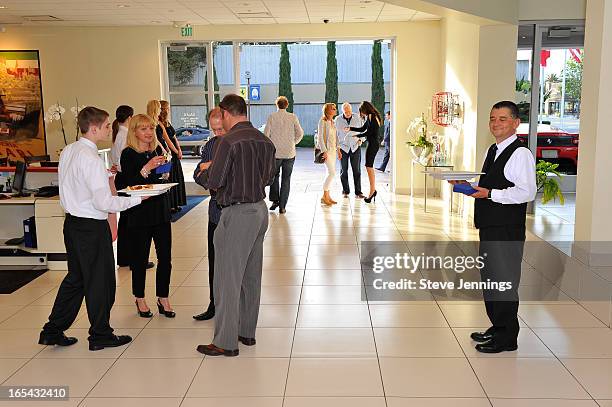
[340,149,362,195]
[208,220,217,305]
[479,224,525,346]
[269,157,295,209]
[129,222,172,298]
[43,215,116,342]
[116,213,129,266]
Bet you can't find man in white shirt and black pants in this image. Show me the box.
[464,101,536,353]
[39,107,145,351]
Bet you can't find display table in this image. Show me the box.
[410,159,454,212]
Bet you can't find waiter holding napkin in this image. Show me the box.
[39,107,145,351]
[453,101,536,353]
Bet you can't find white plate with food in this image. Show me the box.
[119,183,178,196]
[422,171,484,181]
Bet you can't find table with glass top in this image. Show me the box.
[410,159,454,213]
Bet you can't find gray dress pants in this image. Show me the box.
[212,201,269,350]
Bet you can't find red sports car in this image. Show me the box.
[516,124,578,174]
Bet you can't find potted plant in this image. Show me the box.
[406,113,434,165]
[536,160,564,204]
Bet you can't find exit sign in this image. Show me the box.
[181,26,193,37]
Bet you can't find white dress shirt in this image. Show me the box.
[334,113,363,153]
[482,135,537,204]
[59,138,141,220]
[111,125,128,171]
[264,109,304,159]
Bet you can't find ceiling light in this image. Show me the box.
[521,36,526,39]
[117,4,129,8]
[151,20,162,24]
[0,6,7,9]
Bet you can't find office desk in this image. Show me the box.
[0,196,65,269]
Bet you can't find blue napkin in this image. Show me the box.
[453,183,477,195]
[156,161,172,174]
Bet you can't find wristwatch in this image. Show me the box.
[487,189,492,199]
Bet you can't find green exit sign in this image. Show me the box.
[181,26,192,37]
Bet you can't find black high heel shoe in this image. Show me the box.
[157,299,176,318]
[364,190,377,203]
[135,300,153,318]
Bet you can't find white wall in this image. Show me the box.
[519,0,586,21]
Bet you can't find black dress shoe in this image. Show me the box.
[146,261,155,269]
[89,335,132,351]
[38,332,78,347]
[196,343,239,357]
[193,305,215,321]
[343,192,350,198]
[470,331,494,343]
[279,208,286,214]
[475,339,518,354]
[238,336,256,346]
[270,202,279,211]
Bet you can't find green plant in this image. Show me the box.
[515,77,531,94]
[536,160,564,204]
[279,43,294,113]
[325,41,338,107]
[371,40,386,140]
[406,113,434,148]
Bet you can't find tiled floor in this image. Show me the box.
[0,152,610,407]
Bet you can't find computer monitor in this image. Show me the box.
[12,160,27,197]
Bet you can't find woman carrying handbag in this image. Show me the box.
[316,103,342,206]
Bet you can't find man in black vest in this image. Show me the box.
[463,101,536,353]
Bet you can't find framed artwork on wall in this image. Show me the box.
[0,50,46,161]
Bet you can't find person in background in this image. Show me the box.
[39,106,143,351]
[335,102,364,198]
[347,101,382,203]
[193,107,227,321]
[110,105,142,269]
[110,105,133,172]
[159,100,187,213]
[264,96,304,214]
[317,103,341,206]
[115,114,175,319]
[377,111,391,173]
[196,94,276,357]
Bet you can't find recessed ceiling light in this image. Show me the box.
[151,20,162,23]
[0,5,7,9]
[117,4,129,8]
[521,36,527,39]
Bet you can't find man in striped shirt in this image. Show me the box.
[196,94,276,357]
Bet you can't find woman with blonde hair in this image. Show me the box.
[114,114,175,319]
[158,100,187,212]
[316,103,341,205]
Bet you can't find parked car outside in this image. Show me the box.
[175,126,211,156]
[516,123,578,174]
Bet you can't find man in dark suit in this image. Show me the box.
[457,101,536,353]
[376,111,391,172]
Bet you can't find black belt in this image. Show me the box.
[218,202,246,209]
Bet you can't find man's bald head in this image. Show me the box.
[208,107,226,136]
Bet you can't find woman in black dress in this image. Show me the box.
[115,114,175,319]
[348,101,382,203]
[157,100,187,212]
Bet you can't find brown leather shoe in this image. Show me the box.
[238,336,256,346]
[196,343,239,357]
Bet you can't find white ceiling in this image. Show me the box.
[0,0,440,26]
